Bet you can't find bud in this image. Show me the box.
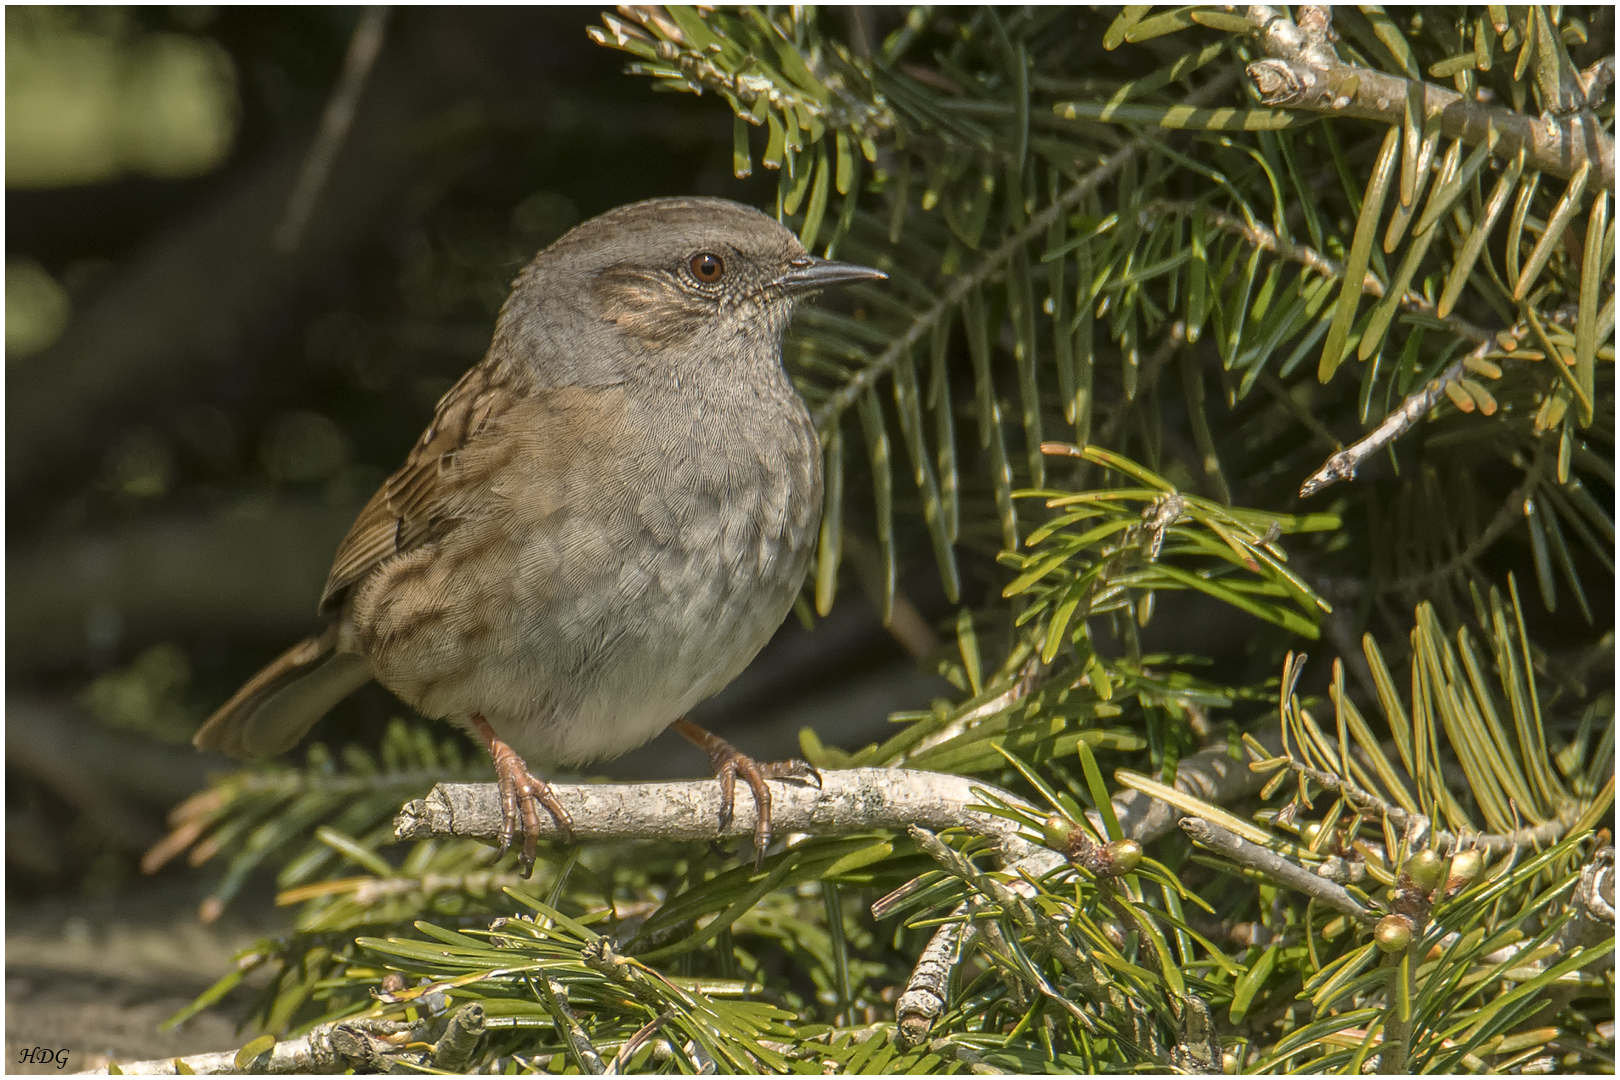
[1375,914,1413,953]
[1300,821,1324,847]
[1404,849,1446,893]
[1041,814,1076,851]
[1105,839,1143,876]
[1445,849,1483,893]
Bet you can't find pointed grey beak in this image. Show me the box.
[774,256,887,294]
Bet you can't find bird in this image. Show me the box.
[193,196,886,874]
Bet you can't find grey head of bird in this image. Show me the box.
[490,196,885,386]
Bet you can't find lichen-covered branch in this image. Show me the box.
[396,768,1046,863]
[1245,5,1613,189]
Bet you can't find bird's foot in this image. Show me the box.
[469,713,574,877]
[670,717,821,869]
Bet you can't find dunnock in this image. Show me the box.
[194,196,885,873]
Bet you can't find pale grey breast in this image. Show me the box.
[368,372,821,768]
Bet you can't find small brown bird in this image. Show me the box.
[194,196,884,873]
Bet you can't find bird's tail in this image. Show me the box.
[193,624,373,759]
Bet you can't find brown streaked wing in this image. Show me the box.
[318,359,524,613]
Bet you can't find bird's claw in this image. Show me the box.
[477,715,573,878]
[676,720,819,870]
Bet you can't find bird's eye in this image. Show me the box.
[689,252,725,283]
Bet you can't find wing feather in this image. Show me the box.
[319,359,527,612]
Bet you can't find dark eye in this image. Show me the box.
[689,252,724,283]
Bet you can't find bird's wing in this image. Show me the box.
[319,359,527,613]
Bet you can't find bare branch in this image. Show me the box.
[1299,339,1488,497]
[273,7,391,251]
[1180,816,1378,923]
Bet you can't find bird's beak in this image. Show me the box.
[773,256,887,294]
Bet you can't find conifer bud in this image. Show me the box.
[1446,849,1483,892]
[1041,814,1076,851]
[1105,839,1143,875]
[1375,914,1413,953]
[1404,849,1446,893]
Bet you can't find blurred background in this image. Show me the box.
[5,7,952,1066]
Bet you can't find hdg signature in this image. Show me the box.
[17,1047,69,1069]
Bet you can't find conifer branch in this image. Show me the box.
[1245,5,1614,189]
[810,73,1237,432]
[1144,199,1493,345]
[1281,752,1589,855]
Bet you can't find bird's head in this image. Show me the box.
[498,197,884,383]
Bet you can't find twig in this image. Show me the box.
[895,910,965,1046]
[810,72,1238,432]
[1180,816,1378,923]
[273,7,391,252]
[1280,753,1588,855]
[1143,200,1493,345]
[1299,340,1488,496]
[545,978,606,1075]
[604,1009,677,1075]
[1245,5,1613,189]
[433,1003,487,1072]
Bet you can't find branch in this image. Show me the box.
[1299,338,1487,496]
[273,7,391,252]
[1180,816,1377,923]
[1281,753,1594,856]
[396,768,1047,862]
[1245,5,1613,189]
[1144,199,1493,345]
[85,1015,438,1075]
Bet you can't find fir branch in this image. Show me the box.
[1245,5,1614,188]
[1280,752,1590,855]
[1143,199,1494,345]
[810,72,1238,432]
